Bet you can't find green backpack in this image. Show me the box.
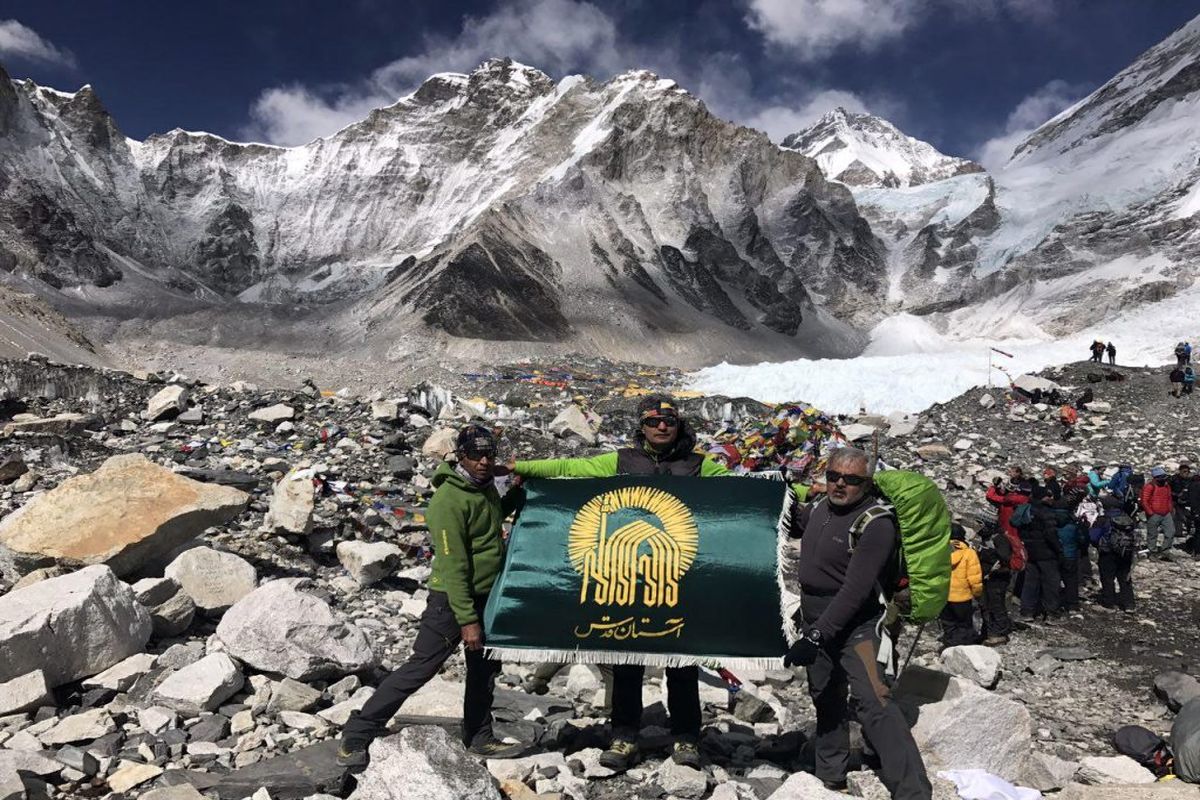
[849,470,952,624]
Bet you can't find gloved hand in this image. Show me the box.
[783,628,824,668]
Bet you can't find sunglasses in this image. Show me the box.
[825,470,869,486]
[460,447,497,460]
[642,416,680,428]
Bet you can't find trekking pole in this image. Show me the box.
[898,623,926,679]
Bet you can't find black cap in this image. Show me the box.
[950,523,967,541]
[456,424,497,459]
[637,394,680,420]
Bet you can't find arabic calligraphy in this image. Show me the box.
[573,615,686,640]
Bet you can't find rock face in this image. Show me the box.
[215,579,376,680]
[152,653,244,714]
[0,565,151,686]
[897,666,1033,782]
[0,454,248,579]
[336,541,402,586]
[349,726,502,800]
[164,547,257,614]
[263,470,316,535]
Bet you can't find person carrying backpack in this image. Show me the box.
[977,522,1014,645]
[1055,506,1086,613]
[941,524,983,648]
[1018,487,1064,621]
[1058,405,1078,441]
[1143,467,1176,556]
[1093,506,1138,613]
[1090,341,1105,363]
[1106,342,1116,365]
[1184,366,1196,396]
[986,477,1029,571]
[1176,342,1188,367]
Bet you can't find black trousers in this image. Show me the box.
[981,575,1012,637]
[801,594,931,800]
[342,591,499,748]
[1098,550,1135,611]
[1078,540,1094,582]
[610,665,700,741]
[1019,559,1060,617]
[939,600,978,647]
[1060,557,1080,611]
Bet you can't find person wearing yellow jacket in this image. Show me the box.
[941,523,983,648]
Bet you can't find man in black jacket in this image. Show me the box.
[785,447,931,799]
[977,523,1014,645]
[1018,487,1064,621]
[1171,464,1194,552]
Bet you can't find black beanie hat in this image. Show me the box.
[456,424,497,458]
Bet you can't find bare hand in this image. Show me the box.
[493,458,517,477]
[461,622,484,651]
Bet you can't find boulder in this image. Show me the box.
[2,413,102,436]
[1057,784,1200,799]
[370,400,400,422]
[148,590,196,638]
[107,761,163,793]
[0,454,248,579]
[1020,751,1081,792]
[216,579,376,680]
[263,470,316,536]
[1154,671,1200,712]
[147,385,189,421]
[336,541,402,586]
[896,666,1032,783]
[655,759,707,798]
[40,708,115,745]
[82,652,157,692]
[266,678,324,713]
[548,405,598,444]
[1085,400,1113,413]
[839,423,877,443]
[152,653,244,715]
[979,393,996,409]
[248,404,295,423]
[164,547,257,614]
[766,771,849,798]
[210,740,348,799]
[1013,374,1060,394]
[940,645,1002,689]
[0,565,151,686]
[1076,755,1157,785]
[348,726,502,800]
[916,444,952,461]
[421,428,458,459]
[0,457,28,484]
[0,670,52,716]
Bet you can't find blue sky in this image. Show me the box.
[2,1,1196,166]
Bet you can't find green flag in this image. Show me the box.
[484,475,790,670]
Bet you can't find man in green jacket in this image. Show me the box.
[505,395,729,771]
[338,424,525,767]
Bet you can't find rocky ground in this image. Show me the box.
[0,354,1197,800]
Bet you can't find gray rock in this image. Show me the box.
[267,678,324,713]
[1021,750,1081,792]
[655,759,707,798]
[216,579,376,680]
[40,708,115,745]
[766,771,849,798]
[336,541,402,587]
[132,577,180,607]
[165,547,257,614]
[264,470,316,536]
[0,565,152,686]
[137,706,177,734]
[152,653,244,715]
[370,400,400,422]
[940,645,1002,689]
[1154,671,1200,712]
[248,404,295,423]
[53,746,99,776]
[0,670,52,716]
[548,405,598,444]
[0,750,63,780]
[349,726,502,800]
[149,590,196,638]
[147,385,189,421]
[82,652,157,691]
[897,666,1032,783]
[1076,755,1157,785]
[212,739,347,799]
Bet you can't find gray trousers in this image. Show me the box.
[802,595,931,799]
[1147,514,1176,552]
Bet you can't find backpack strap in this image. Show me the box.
[848,501,897,553]
[848,501,902,675]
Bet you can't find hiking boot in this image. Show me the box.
[982,635,1009,646]
[671,740,701,768]
[599,738,640,771]
[336,738,370,769]
[467,737,526,759]
[821,778,849,792]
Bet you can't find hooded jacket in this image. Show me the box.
[1141,480,1174,517]
[426,462,520,625]
[948,540,983,602]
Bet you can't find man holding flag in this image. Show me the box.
[504,394,731,771]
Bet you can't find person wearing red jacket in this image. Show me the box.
[1142,467,1176,556]
[986,478,1029,571]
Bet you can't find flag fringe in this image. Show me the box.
[484,646,784,672]
[777,490,801,646]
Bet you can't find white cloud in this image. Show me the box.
[242,0,630,145]
[0,19,76,68]
[744,0,1061,61]
[975,79,1084,169]
[743,0,923,60]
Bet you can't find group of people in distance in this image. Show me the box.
[336,395,936,800]
[962,461,1199,647]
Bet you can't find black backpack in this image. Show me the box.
[1099,513,1137,555]
[1114,725,1172,777]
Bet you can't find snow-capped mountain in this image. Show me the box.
[781,108,983,189]
[0,58,885,366]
